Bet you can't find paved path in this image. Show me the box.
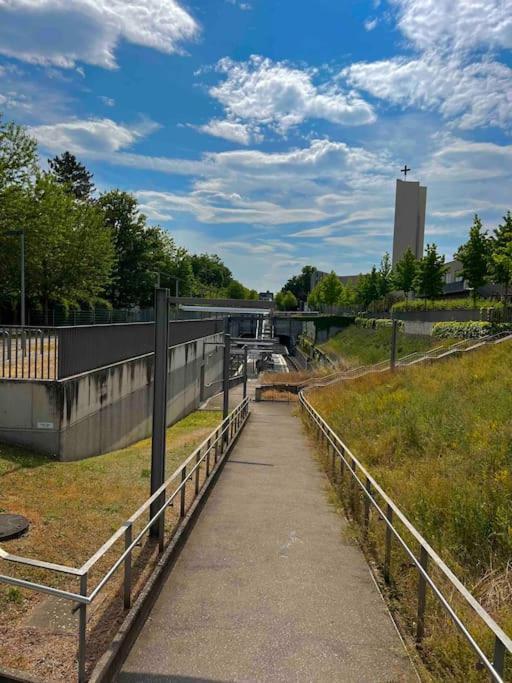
[118,400,415,683]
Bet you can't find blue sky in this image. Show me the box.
[0,0,511,291]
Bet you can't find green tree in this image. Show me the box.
[190,253,232,294]
[320,271,343,309]
[23,175,113,319]
[226,279,246,299]
[377,252,392,304]
[282,290,298,310]
[0,115,37,190]
[98,190,154,308]
[356,267,380,309]
[248,289,258,300]
[283,265,317,303]
[393,248,418,299]
[455,215,491,304]
[48,151,95,201]
[414,243,447,300]
[491,211,512,301]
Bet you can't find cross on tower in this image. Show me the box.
[401,165,411,179]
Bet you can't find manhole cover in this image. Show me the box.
[0,514,30,541]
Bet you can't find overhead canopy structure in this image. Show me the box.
[179,305,271,315]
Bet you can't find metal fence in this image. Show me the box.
[0,397,250,682]
[299,386,511,682]
[0,326,58,380]
[0,319,224,380]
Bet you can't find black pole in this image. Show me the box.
[390,319,398,371]
[223,317,231,420]
[150,287,169,539]
[243,345,248,399]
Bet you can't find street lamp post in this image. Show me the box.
[6,230,25,327]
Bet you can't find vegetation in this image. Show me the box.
[432,321,512,339]
[354,316,402,329]
[392,297,502,312]
[319,324,438,367]
[282,265,317,304]
[0,410,221,678]
[307,271,357,310]
[455,216,492,304]
[308,343,512,679]
[414,243,447,299]
[275,289,298,310]
[0,115,256,321]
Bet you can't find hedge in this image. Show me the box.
[392,298,503,312]
[432,321,512,339]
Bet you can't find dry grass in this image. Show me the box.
[307,342,512,681]
[260,367,331,386]
[0,410,221,681]
[0,335,57,379]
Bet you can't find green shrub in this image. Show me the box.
[392,298,501,312]
[432,321,512,339]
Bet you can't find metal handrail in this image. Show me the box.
[299,389,511,682]
[0,397,250,682]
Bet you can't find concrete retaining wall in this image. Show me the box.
[0,333,223,461]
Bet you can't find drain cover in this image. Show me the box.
[0,514,30,541]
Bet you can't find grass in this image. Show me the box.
[0,409,221,680]
[320,324,440,367]
[391,297,502,312]
[308,342,512,680]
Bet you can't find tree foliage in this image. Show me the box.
[455,214,491,302]
[393,248,418,298]
[275,289,298,310]
[48,151,95,201]
[282,265,316,303]
[414,243,447,299]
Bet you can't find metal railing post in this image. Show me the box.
[384,504,393,584]
[123,523,132,609]
[150,288,169,540]
[223,318,231,422]
[206,438,211,477]
[493,637,505,681]
[180,467,187,517]
[195,450,201,495]
[416,545,429,643]
[78,573,88,683]
[243,345,248,399]
[364,477,371,535]
[390,319,398,371]
[214,428,219,463]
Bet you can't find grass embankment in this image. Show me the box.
[320,324,440,367]
[309,343,512,680]
[0,410,221,680]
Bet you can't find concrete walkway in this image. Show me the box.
[118,400,415,683]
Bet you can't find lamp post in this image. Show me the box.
[6,230,25,327]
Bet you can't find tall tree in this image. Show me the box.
[414,243,447,300]
[226,279,247,299]
[48,151,95,201]
[98,190,153,308]
[393,247,418,299]
[190,253,232,294]
[490,211,512,300]
[283,265,317,303]
[356,267,380,309]
[0,115,37,190]
[319,271,343,310]
[377,252,392,303]
[23,175,113,319]
[455,215,491,304]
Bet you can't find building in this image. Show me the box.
[259,291,274,302]
[310,270,359,291]
[392,179,427,265]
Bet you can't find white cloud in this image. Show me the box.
[0,0,199,69]
[364,17,378,31]
[393,0,512,53]
[208,55,375,135]
[30,117,160,154]
[99,95,115,107]
[197,119,255,145]
[343,53,512,130]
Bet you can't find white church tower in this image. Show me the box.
[392,171,427,265]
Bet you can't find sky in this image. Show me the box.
[0,0,511,292]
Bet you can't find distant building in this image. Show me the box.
[310,271,359,291]
[392,179,427,265]
[259,291,274,302]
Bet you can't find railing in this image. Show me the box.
[0,398,250,682]
[0,326,58,379]
[299,386,511,682]
[0,319,224,380]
